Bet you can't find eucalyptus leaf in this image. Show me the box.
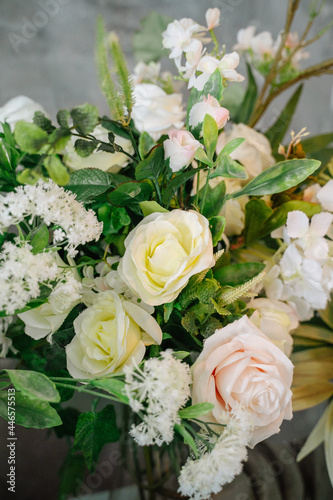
[229,158,320,199]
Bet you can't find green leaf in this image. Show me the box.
[16,168,45,185]
[263,201,321,237]
[235,63,257,124]
[162,169,197,207]
[2,370,60,403]
[203,114,218,160]
[210,154,247,180]
[201,181,226,219]
[58,451,86,500]
[230,158,321,199]
[201,68,224,101]
[139,200,169,217]
[14,121,49,154]
[172,351,190,360]
[217,137,245,159]
[319,301,333,330]
[70,103,100,135]
[89,378,129,404]
[297,402,331,462]
[0,391,62,428]
[30,225,49,254]
[302,133,333,155]
[324,400,333,486]
[98,205,131,236]
[108,181,152,211]
[57,109,70,129]
[44,155,70,186]
[33,111,55,134]
[179,403,214,419]
[194,147,214,167]
[138,131,156,159]
[174,423,199,458]
[73,405,120,471]
[214,262,266,287]
[100,117,131,140]
[74,139,97,158]
[265,84,303,152]
[209,216,225,246]
[133,12,172,63]
[135,146,165,181]
[66,168,114,203]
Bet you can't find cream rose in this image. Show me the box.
[248,298,299,356]
[64,125,133,173]
[118,210,215,306]
[216,123,275,178]
[66,290,162,379]
[164,129,203,172]
[131,84,185,140]
[192,315,293,446]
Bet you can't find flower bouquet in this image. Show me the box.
[0,1,333,499]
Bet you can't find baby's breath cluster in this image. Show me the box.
[124,350,192,446]
[178,409,253,500]
[0,241,58,315]
[0,180,103,257]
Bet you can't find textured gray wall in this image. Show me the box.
[0,0,332,134]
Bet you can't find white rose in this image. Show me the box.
[64,125,133,173]
[189,94,229,130]
[66,290,162,379]
[192,315,294,446]
[118,210,215,306]
[0,95,48,130]
[164,129,203,172]
[131,84,185,141]
[217,123,275,178]
[248,298,299,356]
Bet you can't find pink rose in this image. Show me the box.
[192,315,293,446]
[163,129,203,172]
[189,94,229,130]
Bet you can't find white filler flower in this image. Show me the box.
[125,350,192,446]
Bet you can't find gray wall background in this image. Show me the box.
[0,0,332,134]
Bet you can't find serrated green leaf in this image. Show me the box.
[57,109,70,129]
[214,262,266,287]
[2,370,60,403]
[66,168,114,202]
[0,391,61,428]
[210,154,247,180]
[73,405,120,471]
[203,114,218,160]
[133,12,172,63]
[89,378,129,404]
[265,85,303,152]
[14,121,49,154]
[33,111,55,134]
[139,200,169,217]
[230,158,320,199]
[235,63,257,124]
[30,225,49,254]
[70,103,100,135]
[179,403,214,419]
[44,155,70,186]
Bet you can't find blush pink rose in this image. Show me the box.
[164,129,203,172]
[192,315,293,446]
[189,94,229,130]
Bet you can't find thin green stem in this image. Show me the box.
[200,167,211,213]
[53,381,121,403]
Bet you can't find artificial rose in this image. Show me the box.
[131,84,185,140]
[162,18,204,70]
[164,129,203,172]
[0,95,48,130]
[64,125,133,173]
[191,52,244,91]
[233,26,274,58]
[248,298,299,356]
[216,123,275,178]
[66,290,162,379]
[192,315,293,446]
[205,8,220,30]
[189,95,229,130]
[118,210,215,306]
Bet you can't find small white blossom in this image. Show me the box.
[178,409,253,500]
[0,180,103,257]
[0,241,58,315]
[125,350,192,446]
